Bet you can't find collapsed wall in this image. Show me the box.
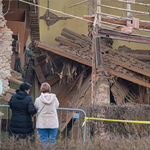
[0,0,13,96]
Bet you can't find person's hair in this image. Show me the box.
[40,82,51,93]
[19,82,31,92]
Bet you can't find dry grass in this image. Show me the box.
[1,136,150,150]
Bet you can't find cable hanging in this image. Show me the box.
[18,0,93,23]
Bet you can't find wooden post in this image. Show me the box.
[91,0,102,104]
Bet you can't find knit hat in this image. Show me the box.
[19,82,31,91]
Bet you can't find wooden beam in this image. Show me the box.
[126,53,150,61]
[62,28,91,43]
[36,41,92,67]
[100,28,150,45]
[112,59,150,78]
[47,76,60,86]
[107,69,150,88]
[55,36,81,49]
[83,16,150,30]
[9,77,23,85]
[33,64,47,84]
[61,29,91,44]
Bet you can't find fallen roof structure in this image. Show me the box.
[35,28,150,89]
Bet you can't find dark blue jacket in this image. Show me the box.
[9,90,37,138]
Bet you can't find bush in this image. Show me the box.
[85,104,150,138]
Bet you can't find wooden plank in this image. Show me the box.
[33,64,47,84]
[38,59,46,66]
[61,84,91,132]
[107,70,150,88]
[36,41,92,67]
[55,37,81,49]
[112,59,150,78]
[47,77,60,86]
[60,76,99,132]
[91,36,96,104]
[9,77,23,85]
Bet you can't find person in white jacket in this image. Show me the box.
[34,82,59,147]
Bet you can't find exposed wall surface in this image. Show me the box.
[101,0,150,50]
[95,77,110,105]
[38,0,150,50]
[39,0,88,44]
[0,0,13,96]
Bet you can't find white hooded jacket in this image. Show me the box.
[34,93,59,128]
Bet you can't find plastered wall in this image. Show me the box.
[38,0,150,50]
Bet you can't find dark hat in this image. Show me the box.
[19,82,31,91]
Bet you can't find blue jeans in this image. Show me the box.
[37,128,58,147]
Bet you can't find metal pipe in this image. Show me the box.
[0,106,87,143]
[100,4,150,15]
[57,108,87,117]
[6,108,8,139]
[127,1,131,26]
[59,110,62,135]
[97,0,101,27]
[65,110,68,149]
[113,0,150,7]
[0,106,87,118]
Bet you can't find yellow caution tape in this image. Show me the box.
[82,117,150,127]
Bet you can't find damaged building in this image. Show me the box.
[0,0,150,134]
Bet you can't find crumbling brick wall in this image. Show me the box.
[0,0,13,96]
[95,73,110,105]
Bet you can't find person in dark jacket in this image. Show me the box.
[9,82,37,139]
